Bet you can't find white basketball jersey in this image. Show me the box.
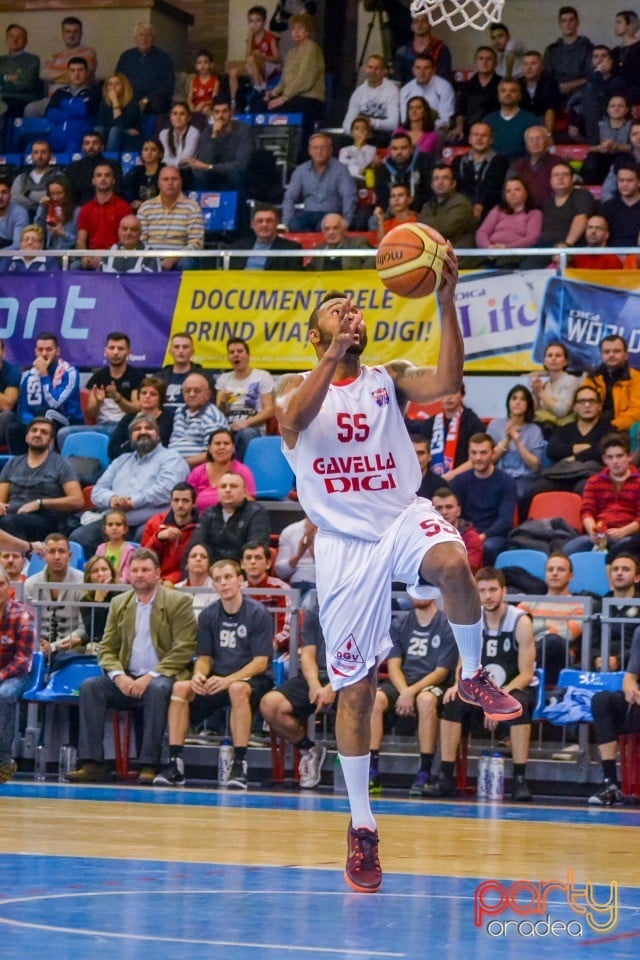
[283,365,422,541]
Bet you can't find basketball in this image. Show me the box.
[376,223,448,299]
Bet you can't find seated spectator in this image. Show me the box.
[342,55,400,145]
[65,131,123,206]
[368,596,456,797]
[581,48,628,146]
[241,541,292,655]
[215,337,275,461]
[419,163,476,249]
[582,94,632,185]
[399,53,455,135]
[562,432,640,562]
[263,13,325,156]
[522,383,608,517]
[1,549,27,588]
[94,509,137,583]
[79,555,117,648]
[0,24,40,117]
[431,486,484,573]
[596,553,640,670]
[570,214,623,269]
[410,434,447,500]
[260,607,329,788]
[393,11,452,86]
[373,131,435,214]
[308,213,375,271]
[274,514,317,603]
[168,373,228,468]
[45,56,101,154]
[612,10,640,103]
[0,560,35,785]
[0,340,20,451]
[476,176,543,265]
[409,385,484,483]
[155,332,205,412]
[518,50,561,134]
[141,482,199,584]
[282,132,357,233]
[24,532,85,660]
[490,22,526,79]
[229,205,303,271]
[338,115,378,182]
[0,416,83,543]
[187,49,220,120]
[187,427,256,513]
[518,552,584,685]
[122,138,164,211]
[115,23,175,119]
[159,101,200,169]
[395,96,439,156]
[543,6,593,107]
[583,334,640,432]
[588,622,640,806]
[78,331,143,441]
[488,384,545,507]
[176,542,216,620]
[0,224,59,273]
[100,213,161,274]
[536,159,596,253]
[137,166,204,272]
[0,176,29,250]
[509,125,556,209]
[10,140,60,216]
[67,547,197,784]
[601,163,640,247]
[483,79,538,161]
[108,375,174,460]
[25,15,97,118]
[70,414,189,557]
[370,183,417,243]
[225,7,279,110]
[452,122,509,224]
[448,47,500,143]
[427,566,536,800]
[76,163,132,271]
[11,334,82,454]
[95,72,142,154]
[190,471,270,564]
[529,341,583,436]
[154,557,272,788]
[33,176,79,252]
[180,98,254,195]
[452,432,518,564]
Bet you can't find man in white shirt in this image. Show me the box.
[342,54,400,145]
[215,338,274,460]
[400,53,455,131]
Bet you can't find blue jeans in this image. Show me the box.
[0,674,31,760]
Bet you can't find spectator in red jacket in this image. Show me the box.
[431,486,484,573]
[140,482,198,584]
[241,540,292,655]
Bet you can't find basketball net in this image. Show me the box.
[410,0,505,31]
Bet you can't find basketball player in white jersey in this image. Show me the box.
[275,244,522,893]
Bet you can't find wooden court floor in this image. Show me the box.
[1,781,639,959]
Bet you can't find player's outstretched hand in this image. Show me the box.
[438,243,459,303]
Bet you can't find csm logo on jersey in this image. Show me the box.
[313,452,398,494]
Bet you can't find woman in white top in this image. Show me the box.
[530,341,582,437]
[159,101,200,167]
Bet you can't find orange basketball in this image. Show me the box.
[376,223,448,299]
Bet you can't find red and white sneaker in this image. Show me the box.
[345,820,382,893]
[458,668,523,721]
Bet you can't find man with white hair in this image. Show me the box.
[308,213,375,271]
[115,23,174,117]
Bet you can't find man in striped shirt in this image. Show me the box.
[137,166,204,271]
[168,373,228,468]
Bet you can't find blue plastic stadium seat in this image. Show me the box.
[20,651,46,699]
[532,667,546,721]
[187,190,239,232]
[495,549,548,581]
[28,656,102,703]
[568,551,609,596]
[243,436,295,500]
[61,430,111,471]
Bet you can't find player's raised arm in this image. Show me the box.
[386,245,464,404]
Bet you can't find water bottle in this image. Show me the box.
[217,737,233,785]
[477,751,491,800]
[488,753,504,801]
[58,745,77,781]
[34,745,46,781]
[333,754,347,795]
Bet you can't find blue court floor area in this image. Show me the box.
[1,783,639,960]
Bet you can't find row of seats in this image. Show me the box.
[495,549,609,596]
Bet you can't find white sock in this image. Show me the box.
[450,619,482,679]
[339,753,376,831]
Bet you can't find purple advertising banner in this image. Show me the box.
[0,272,181,367]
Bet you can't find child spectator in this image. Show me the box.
[338,115,377,182]
[226,6,281,108]
[94,509,137,583]
[187,49,219,123]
